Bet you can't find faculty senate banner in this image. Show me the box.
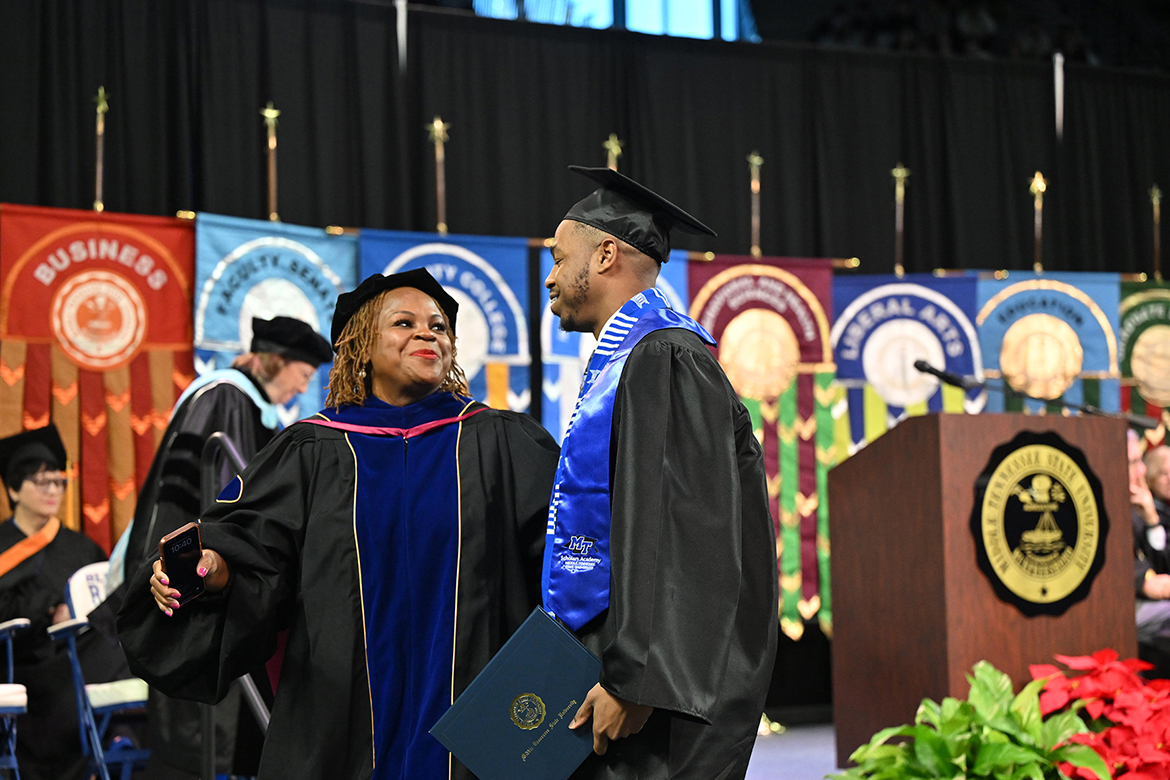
[1120,280,1170,447]
[975,272,1121,415]
[0,204,195,552]
[689,257,835,641]
[361,230,531,411]
[194,213,357,424]
[831,273,985,456]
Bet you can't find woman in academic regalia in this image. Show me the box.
[0,424,129,780]
[118,269,560,780]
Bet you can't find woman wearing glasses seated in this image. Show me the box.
[119,269,560,780]
[0,424,128,780]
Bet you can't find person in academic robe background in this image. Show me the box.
[117,268,560,780]
[98,314,332,780]
[0,424,132,780]
[543,166,779,780]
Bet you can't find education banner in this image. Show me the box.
[975,272,1121,414]
[0,204,195,552]
[831,273,985,455]
[540,249,689,441]
[194,213,357,424]
[689,257,835,641]
[1120,280,1170,446]
[360,230,531,411]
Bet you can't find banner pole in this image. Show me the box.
[1152,185,1163,282]
[748,151,763,258]
[427,116,450,236]
[1029,171,1047,273]
[891,163,910,278]
[93,87,109,212]
[261,102,281,222]
[604,134,624,171]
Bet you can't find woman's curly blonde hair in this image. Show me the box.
[325,289,470,409]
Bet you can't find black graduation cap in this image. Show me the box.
[563,166,717,264]
[330,268,460,350]
[250,316,334,367]
[0,424,67,493]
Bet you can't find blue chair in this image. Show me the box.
[0,618,30,780]
[48,562,149,780]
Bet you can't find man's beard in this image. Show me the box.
[556,266,591,333]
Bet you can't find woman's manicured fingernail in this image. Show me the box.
[197,567,207,577]
[160,577,169,586]
[165,608,173,617]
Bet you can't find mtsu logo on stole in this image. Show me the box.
[970,431,1108,616]
[561,535,600,573]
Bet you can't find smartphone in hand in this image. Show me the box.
[158,522,205,606]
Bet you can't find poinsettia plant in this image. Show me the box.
[830,660,1110,780]
[1032,649,1170,780]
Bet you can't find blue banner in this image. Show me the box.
[193,213,357,424]
[540,249,689,442]
[360,230,531,411]
[831,273,984,452]
[975,272,1121,413]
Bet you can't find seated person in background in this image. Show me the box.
[1131,434,1170,662]
[1146,444,1170,526]
[0,424,130,780]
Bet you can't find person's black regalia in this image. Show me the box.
[0,425,131,780]
[94,315,333,778]
[118,269,560,780]
[547,167,779,780]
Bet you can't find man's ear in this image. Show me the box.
[595,237,618,274]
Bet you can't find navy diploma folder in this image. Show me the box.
[430,607,602,780]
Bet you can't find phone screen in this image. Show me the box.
[160,527,205,605]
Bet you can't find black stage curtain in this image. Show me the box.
[3,0,1170,275]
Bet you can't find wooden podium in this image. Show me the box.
[828,413,1134,767]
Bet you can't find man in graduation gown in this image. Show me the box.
[98,315,332,778]
[543,167,778,779]
[0,425,130,780]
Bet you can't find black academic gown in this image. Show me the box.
[571,329,779,780]
[0,520,129,780]
[117,396,558,780]
[94,369,278,776]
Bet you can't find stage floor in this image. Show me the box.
[746,723,840,780]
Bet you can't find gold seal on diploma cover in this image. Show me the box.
[718,308,801,399]
[1131,323,1170,407]
[999,313,1083,400]
[980,444,1099,604]
[510,694,546,730]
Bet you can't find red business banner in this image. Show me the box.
[0,204,195,552]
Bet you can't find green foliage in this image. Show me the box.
[828,661,1109,780]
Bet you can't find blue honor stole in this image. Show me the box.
[542,289,715,631]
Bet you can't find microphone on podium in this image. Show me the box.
[912,360,980,391]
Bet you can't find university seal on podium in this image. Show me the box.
[510,693,546,730]
[970,431,1107,616]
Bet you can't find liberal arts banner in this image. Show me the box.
[975,272,1121,414]
[361,230,531,411]
[1120,280,1170,446]
[540,249,689,442]
[0,204,195,553]
[194,213,356,424]
[689,257,835,641]
[831,274,985,455]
